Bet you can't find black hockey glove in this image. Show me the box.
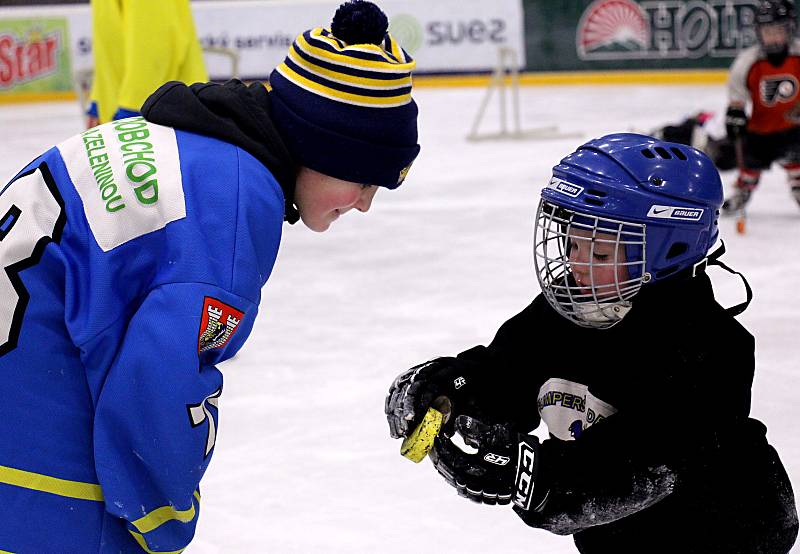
[385,358,481,439]
[429,415,548,510]
[725,106,747,139]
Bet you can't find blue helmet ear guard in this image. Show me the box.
[534,133,724,329]
[547,133,722,282]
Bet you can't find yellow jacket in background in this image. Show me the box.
[89,0,208,123]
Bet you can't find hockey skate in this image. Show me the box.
[722,188,752,214]
[722,188,751,234]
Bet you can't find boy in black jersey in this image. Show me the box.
[386,134,797,554]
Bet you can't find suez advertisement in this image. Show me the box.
[0,0,524,95]
[194,0,525,77]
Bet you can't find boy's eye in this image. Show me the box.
[594,253,609,261]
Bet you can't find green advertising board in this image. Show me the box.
[524,0,765,71]
[0,17,72,99]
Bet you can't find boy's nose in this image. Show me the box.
[355,187,377,212]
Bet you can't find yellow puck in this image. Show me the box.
[400,407,444,463]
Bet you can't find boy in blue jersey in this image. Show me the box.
[0,1,418,552]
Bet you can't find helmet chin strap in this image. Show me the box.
[686,241,753,316]
[573,301,632,326]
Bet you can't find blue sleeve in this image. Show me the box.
[113,107,141,121]
[92,282,257,552]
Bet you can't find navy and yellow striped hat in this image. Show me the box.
[269,0,420,189]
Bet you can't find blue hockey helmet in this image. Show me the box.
[533,133,723,329]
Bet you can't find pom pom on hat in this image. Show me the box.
[331,0,388,46]
[268,1,420,189]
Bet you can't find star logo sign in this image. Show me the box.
[188,387,222,458]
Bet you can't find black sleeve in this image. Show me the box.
[455,297,548,432]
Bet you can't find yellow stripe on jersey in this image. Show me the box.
[287,46,411,90]
[0,464,104,501]
[296,32,415,74]
[131,490,201,534]
[129,531,186,554]
[275,63,412,107]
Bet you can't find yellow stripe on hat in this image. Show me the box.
[288,46,411,90]
[313,28,405,63]
[386,36,408,64]
[297,32,415,74]
[276,63,412,107]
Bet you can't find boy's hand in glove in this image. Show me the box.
[385,358,478,439]
[430,414,549,511]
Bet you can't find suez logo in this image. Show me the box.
[547,177,584,198]
[388,14,509,50]
[647,205,704,221]
[427,19,507,46]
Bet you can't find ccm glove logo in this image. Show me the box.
[483,452,510,466]
[513,441,539,511]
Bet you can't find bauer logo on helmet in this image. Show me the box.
[548,177,584,198]
[647,205,704,221]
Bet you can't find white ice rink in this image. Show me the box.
[1,84,799,553]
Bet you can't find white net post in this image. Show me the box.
[73,68,93,115]
[467,47,582,142]
[202,46,241,81]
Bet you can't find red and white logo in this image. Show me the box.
[198,297,244,353]
[577,0,649,59]
[0,31,61,89]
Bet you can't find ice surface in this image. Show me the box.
[1,84,798,553]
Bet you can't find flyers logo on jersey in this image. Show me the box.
[760,75,799,106]
[198,297,244,353]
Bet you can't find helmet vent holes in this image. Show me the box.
[654,147,672,159]
[650,177,665,186]
[587,189,607,197]
[641,149,656,159]
[584,197,605,207]
[666,242,689,259]
[671,147,688,160]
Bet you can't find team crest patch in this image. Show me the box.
[198,297,244,353]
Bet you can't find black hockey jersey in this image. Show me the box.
[457,273,798,553]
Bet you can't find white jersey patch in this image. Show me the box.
[57,117,186,252]
[537,378,617,441]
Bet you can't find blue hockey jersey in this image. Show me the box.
[0,116,284,552]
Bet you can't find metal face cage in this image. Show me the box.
[533,199,650,329]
